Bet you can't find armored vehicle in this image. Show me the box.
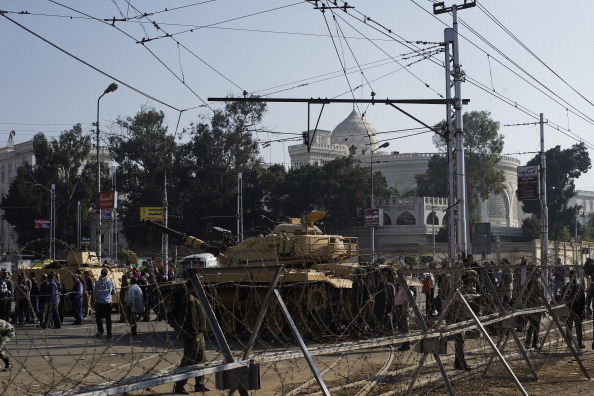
[145,212,377,339]
[24,251,125,314]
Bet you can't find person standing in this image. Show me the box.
[94,268,115,338]
[38,274,50,328]
[124,277,144,336]
[586,278,594,349]
[82,271,94,319]
[0,273,10,322]
[172,283,210,394]
[446,270,482,371]
[394,277,411,351]
[70,274,84,325]
[44,273,61,329]
[373,270,395,336]
[14,273,30,325]
[561,270,586,349]
[0,319,14,371]
[55,273,66,324]
[524,268,544,350]
[119,272,130,323]
[29,272,40,323]
[552,257,567,301]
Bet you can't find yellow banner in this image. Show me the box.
[140,207,163,221]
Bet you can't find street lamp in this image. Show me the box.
[96,82,118,263]
[370,141,389,263]
[31,184,56,262]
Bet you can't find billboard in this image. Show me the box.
[99,191,117,209]
[34,219,51,229]
[140,207,163,221]
[517,165,539,200]
[364,208,384,226]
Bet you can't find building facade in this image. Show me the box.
[0,139,123,258]
[288,111,524,251]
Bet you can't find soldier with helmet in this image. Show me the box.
[446,269,481,371]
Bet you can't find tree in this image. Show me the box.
[416,111,506,221]
[173,97,267,238]
[264,157,390,232]
[521,216,540,242]
[109,108,178,247]
[1,126,96,253]
[522,142,591,241]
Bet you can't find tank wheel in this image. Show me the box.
[219,310,237,335]
[306,284,328,313]
[64,300,73,315]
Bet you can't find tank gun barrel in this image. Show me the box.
[143,219,204,249]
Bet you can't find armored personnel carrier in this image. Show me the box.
[145,212,377,339]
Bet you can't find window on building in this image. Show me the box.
[396,211,416,225]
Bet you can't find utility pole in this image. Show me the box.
[237,172,244,242]
[435,0,475,261]
[540,113,548,265]
[162,172,169,280]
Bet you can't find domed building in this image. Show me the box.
[288,111,524,253]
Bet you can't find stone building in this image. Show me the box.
[0,139,123,257]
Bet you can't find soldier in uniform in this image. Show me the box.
[446,269,482,371]
[172,282,210,394]
[0,318,14,371]
[524,267,544,349]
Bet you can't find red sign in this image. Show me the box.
[99,191,116,209]
[364,209,383,226]
[34,219,51,229]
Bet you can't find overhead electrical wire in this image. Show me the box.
[47,0,214,113]
[405,0,594,148]
[476,1,594,111]
[0,13,183,114]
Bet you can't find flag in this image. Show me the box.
[262,141,271,148]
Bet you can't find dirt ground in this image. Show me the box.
[2,316,594,396]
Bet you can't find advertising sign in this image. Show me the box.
[140,207,163,221]
[517,165,539,200]
[34,219,51,229]
[364,208,384,226]
[99,191,117,209]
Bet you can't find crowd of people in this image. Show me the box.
[372,254,594,371]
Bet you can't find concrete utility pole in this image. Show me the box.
[540,113,549,265]
[435,0,475,261]
[162,172,169,280]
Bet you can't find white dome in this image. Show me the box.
[330,110,378,152]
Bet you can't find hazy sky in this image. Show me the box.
[2,1,594,189]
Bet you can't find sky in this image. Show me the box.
[2,0,594,189]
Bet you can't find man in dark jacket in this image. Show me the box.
[172,283,210,394]
[373,270,395,336]
[561,270,586,349]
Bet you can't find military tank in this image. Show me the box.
[144,212,377,339]
[25,251,125,314]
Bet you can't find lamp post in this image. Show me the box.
[96,82,118,263]
[32,184,56,262]
[370,141,389,263]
